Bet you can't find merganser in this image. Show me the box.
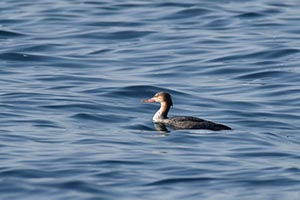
[143,92,231,131]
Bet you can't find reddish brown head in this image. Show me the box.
[143,92,173,107]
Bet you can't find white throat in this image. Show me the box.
[152,110,162,122]
[152,108,168,122]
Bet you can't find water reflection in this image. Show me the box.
[154,123,170,133]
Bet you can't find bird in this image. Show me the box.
[143,92,231,131]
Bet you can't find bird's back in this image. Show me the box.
[163,116,231,131]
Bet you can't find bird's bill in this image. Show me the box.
[142,98,156,103]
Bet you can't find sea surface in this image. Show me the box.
[1,0,300,199]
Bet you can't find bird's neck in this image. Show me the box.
[153,102,171,122]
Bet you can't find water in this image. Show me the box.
[1,0,300,199]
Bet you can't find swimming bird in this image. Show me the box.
[143,92,231,131]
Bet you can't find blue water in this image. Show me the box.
[1,0,300,199]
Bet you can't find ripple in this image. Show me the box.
[123,124,154,131]
[36,74,108,83]
[0,52,54,62]
[156,2,196,8]
[53,180,104,193]
[105,85,162,98]
[86,21,144,27]
[237,177,300,187]
[41,103,99,111]
[237,12,266,18]
[210,48,300,63]
[147,177,218,186]
[0,168,48,178]
[0,30,26,38]
[235,70,296,80]
[68,30,155,40]
[164,7,212,19]
[72,113,129,123]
